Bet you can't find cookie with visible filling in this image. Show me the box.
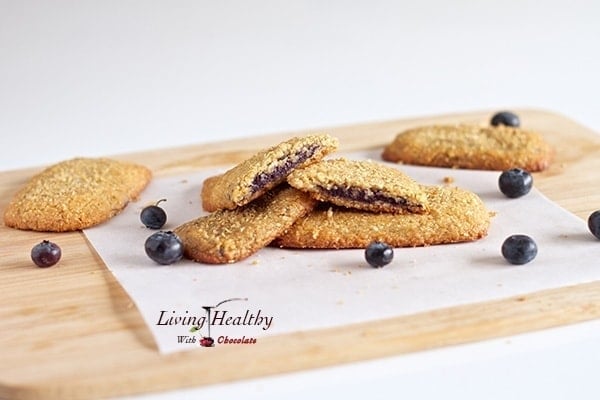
[382,124,553,171]
[176,185,316,264]
[287,158,428,214]
[274,186,492,249]
[4,157,152,232]
[201,134,338,212]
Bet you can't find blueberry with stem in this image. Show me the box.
[141,199,168,229]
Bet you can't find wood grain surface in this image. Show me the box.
[1,109,600,400]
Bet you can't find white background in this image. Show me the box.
[2,1,600,399]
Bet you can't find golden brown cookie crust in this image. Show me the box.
[201,134,338,212]
[175,186,316,264]
[274,186,492,249]
[3,157,152,232]
[200,174,221,211]
[381,124,553,171]
[287,158,428,214]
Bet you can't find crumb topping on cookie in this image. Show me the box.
[382,124,553,171]
[176,186,316,264]
[3,157,151,232]
[275,185,492,249]
[201,134,338,212]
[287,158,428,214]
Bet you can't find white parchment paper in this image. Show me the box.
[84,150,600,353]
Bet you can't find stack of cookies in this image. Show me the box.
[174,134,338,264]
[174,134,492,264]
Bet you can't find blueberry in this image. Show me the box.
[145,231,184,265]
[501,235,537,265]
[491,111,520,127]
[498,168,533,198]
[31,240,61,268]
[141,199,167,229]
[365,241,394,268]
[588,210,600,239]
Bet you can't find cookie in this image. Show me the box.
[175,185,316,264]
[4,157,152,232]
[201,134,338,212]
[381,124,553,171]
[274,186,491,249]
[287,158,428,214]
[200,174,221,209]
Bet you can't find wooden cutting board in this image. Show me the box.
[2,109,600,400]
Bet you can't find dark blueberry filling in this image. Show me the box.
[250,144,319,193]
[322,186,410,207]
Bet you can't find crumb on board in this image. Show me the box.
[442,176,454,184]
[251,259,259,266]
[329,268,353,276]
